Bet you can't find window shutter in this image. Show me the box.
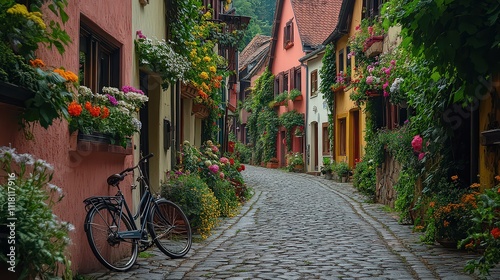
[290,68,295,89]
[279,72,284,93]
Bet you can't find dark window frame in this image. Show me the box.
[283,19,294,49]
[310,70,318,96]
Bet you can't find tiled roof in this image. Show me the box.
[291,0,342,49]
[239,34,271,72]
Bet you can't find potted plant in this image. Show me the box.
[286,152,304,172]
[266,157,279,169]
[68,85,148,148]
[334,161,350,182]
[320,157,333,180]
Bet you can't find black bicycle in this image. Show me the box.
[83,153,192,271]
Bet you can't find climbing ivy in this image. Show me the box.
[383,0,500,103]
[319,43,336,151]
[245,68,278,164]
[279,110,304,151]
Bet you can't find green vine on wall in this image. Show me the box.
[319,43,336,152]
[279,110,304,151]
[245,68,277,164]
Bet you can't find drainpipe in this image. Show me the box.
[301,61,309,171]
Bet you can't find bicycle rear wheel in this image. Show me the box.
[148,199,192,258]
[85,204,138,271]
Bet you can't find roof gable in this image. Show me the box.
[268,0,342,71]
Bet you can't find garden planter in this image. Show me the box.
[324,172,333,180]
[341,176,347,183]
[292,95,303,101]
[0,81,35,107]
[293,164,303,172]
[266,162,279,169]
[481,129,500,146]
[69,131,132,155]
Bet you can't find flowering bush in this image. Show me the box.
[459,176,500,276]
[348,19,384,59]
[68,86,148,147]
[0,1,72,133]
[0,147,73,279]
[421,176,478,245]
[134,32,190,89]
[286,152,304,172]
[331,71,349,93]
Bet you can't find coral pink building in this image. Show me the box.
[0,1,133,274]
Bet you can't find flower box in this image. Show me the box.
[292,94,303,101]
[266,162,279,169]
[0,81,35,107]
[69,131,132,155]
[192,103,210,119]
[363,36,384,58]
[181,83,198,99]
[481,129,500,146]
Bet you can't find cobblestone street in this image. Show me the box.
[85,166,500,279]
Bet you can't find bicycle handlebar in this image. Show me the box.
[107,154,154,186]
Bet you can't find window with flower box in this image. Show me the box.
[79,19,121,93]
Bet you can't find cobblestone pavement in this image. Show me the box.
[84,165,500,279]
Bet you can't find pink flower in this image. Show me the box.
[355,25,360,31]
[383,82,389,90]
[366,76,374,85]
[220,157,229,164]
[390,60,396,66]
[418,152,425,161]
[136,30,146,39]
[208,164,219,173]
[383,91,389,97]
[411,135,423,152]
[368,26,374,35]
[219,172,225,179]
[211,145,219,153]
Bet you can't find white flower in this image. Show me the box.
[16,153,35,165]
[78,86,94,97]
[36,159,54,172]
[131,118,142,131]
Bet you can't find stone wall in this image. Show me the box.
[376,151,401,207]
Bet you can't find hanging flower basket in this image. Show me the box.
[363,36,384,58]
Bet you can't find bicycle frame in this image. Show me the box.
[84,158,157,241]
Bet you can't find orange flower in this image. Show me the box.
[100,107,110,119]
[85,101,92,111]
[470,183,481,189]
[64,70,79,83]
[451,175,458,181]
[68,101,82,117]
[429,201,435,208]
[491,227,500,239]
[89,106,101,117]
[495,175,500,182]
[443,220,450,227]
[465,241,474,250]
[29,58,45,68]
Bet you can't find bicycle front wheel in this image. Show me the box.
[148,199,192,258]
[85,204,138,271]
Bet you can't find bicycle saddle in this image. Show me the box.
[107,174,124,186]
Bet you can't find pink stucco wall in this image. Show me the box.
[270,0,307,165]
[0,1,133,274]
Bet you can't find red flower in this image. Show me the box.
[90,106,101,117]
[411,135,423,152]
[229,158,235,165]
[491,228,500,239]
[68,101,82,117]
[85,101,92,111]
[101,106,110,119]
[240,164,245,171]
